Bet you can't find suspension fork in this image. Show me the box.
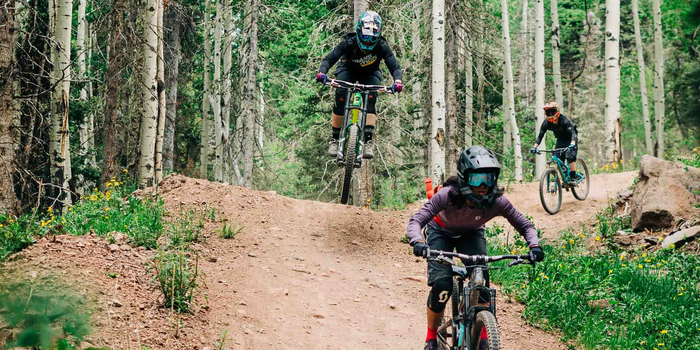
[338,89,369,162]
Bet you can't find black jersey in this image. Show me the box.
[319,33,403,81]
[535,114,578,145]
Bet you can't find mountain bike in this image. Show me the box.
[424,249,534,350]
[532,148,590,215]
[325,79,393,204]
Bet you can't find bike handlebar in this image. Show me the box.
[426,249,532,264]
[532,147,569,155]
[325,79,394,94]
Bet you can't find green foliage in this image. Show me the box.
[488,206,700,349]
[0,281,91,349]
[218,221,242,240]
[152,249,198,313]
[168,207,205,247]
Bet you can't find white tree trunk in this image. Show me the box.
[475,0,485,140]
[431,0,446,183]
[534,0,546,177]
[550,0,563,107]
[652,0,665,157]
[465,36,473,147]
[519,0,530,106]
[138,0,158,188]
[243,0,259,188]
[604,0,621,163]
[446,6,458,176]
[155,0,166,183]
[502,0,523,181]
[50,0,73,206]
[163,3,180,172]
[213,0,223,181]
[502,67,511,154]
[353,0,368,22]
[76,0,91,194]
[632,0,653,155]
[222,1,233,182]
[0,2,17,214]
[257,60,265,153]
[200,2,211,177]
[412,0,426,176]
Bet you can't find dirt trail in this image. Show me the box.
[0,171,636,349]
[158,171,636,350]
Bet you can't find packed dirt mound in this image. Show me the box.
[1,171,636,349]
[0,234,209,349]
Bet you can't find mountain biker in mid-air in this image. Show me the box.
[407,146,545,350]
[531,102,580,183]
[315,10,403,160]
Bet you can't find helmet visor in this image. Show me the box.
[544,108,558,117]
[467,172,497,187]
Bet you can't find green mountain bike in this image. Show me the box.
[424,249,535,350]
[326,79,392,204]
[533,148,590,215]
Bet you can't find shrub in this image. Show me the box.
[153,249,198,313]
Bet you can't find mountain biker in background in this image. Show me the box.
[407,146,545,350]
[315,10,403,160]
[531,102,579,183]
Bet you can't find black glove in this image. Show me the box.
[529,245,545,262]
[529,147,538,154]
[568,143,576,151]
[413,242,429,257]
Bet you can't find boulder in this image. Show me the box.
[661,226,700,249]
[630,155,700,231]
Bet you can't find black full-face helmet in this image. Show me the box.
[456,146,502,208]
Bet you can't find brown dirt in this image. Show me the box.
[1,171,637,349]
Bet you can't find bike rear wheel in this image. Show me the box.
[470,311,500,350]
[539,168,562,215]
[340,125,358,204]
[572,159,590,200]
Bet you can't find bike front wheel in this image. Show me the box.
[539,168,562,215]
[340,125,358,204]
[572,159,590,201]
[470,311,500,350]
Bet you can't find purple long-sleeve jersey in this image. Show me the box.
[407,186,540,247]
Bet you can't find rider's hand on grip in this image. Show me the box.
[529,245,545,262]
[391,80,403,93]
[412,242,429,257]
[529,147,538,154]
[316,72,327,84]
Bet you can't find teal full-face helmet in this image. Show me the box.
[355,11,382,50]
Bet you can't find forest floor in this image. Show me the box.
[2,171,636,349]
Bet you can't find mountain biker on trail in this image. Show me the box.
[530,102,580,183]
[315,10,403,160]
[407,146,545,350]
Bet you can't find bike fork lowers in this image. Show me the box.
[337,90,368,168]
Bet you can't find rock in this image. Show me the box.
[239,301,247,306]
[139,304,145,310]
[248,252,257,257]
[661,226,700,249]
[108,244,120,253]
[207,257,219,263]
[618,189,633,199]
[351,240,360,246]
[312,313,325,319]
[630,155,700,231]
[28,271,37,278]
[112,300,122,307]
[237,309,247,317]
[389,302,396,310]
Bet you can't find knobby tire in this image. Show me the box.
[340,125,358,204]
[539,168,562,215]
[572,159,590,201]
[470,311,500,350]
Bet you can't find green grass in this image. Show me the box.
[0,175,165,260]
[488,209,700,349]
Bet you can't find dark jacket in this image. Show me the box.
[535,114,578,145]
[319,33,403,81]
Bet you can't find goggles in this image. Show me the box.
[545,108,558,117]
[466,172,497,187]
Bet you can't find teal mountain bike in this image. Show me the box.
[533,148,590,214]
[326,79,392,204]
[424,249,535,350]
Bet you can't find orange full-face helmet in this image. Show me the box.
[543,102,560,122]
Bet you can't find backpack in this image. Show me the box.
[424,178,447,228]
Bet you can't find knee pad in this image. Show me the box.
[333,88,347,115]
[427,278,453,313]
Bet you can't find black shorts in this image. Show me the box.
[332,68,382,115]
[425,225,487,285]
[554,140,578,163]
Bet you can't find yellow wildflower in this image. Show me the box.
[47,207,53,213]
[638,264,643,269]
[609,269,613,274]
[678,293,684,296]
[570,239,575,244]
[595,236,600,241]
[660,330,668,334]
